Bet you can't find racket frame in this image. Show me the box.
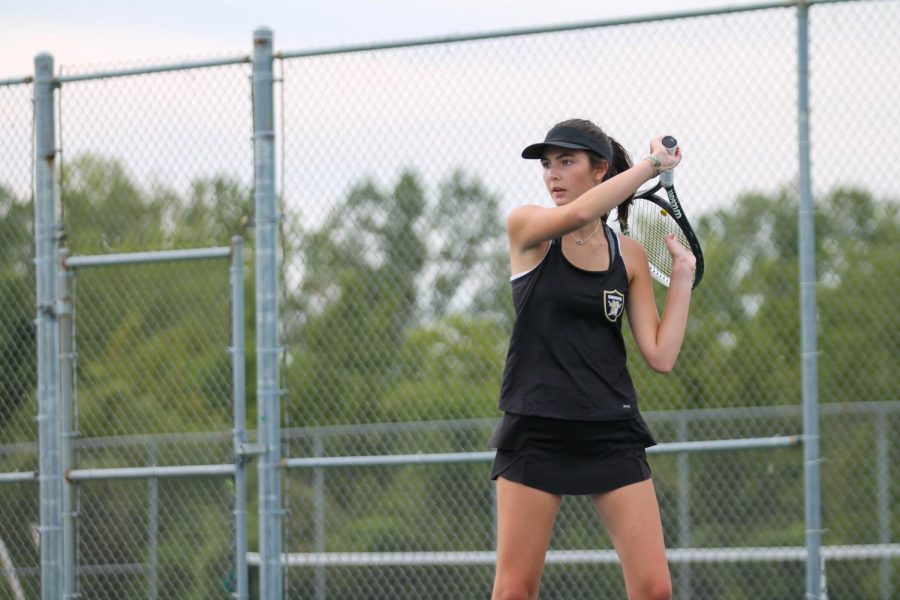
[625,181,705,289]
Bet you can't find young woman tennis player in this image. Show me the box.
[490,119,693,600]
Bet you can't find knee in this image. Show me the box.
[649,581,673,600]
[492,578,539,600]
[631,575,672,600]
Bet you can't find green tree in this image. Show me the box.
[0,185,35,438]
[420,169,509,324]
[285,168,509,427]
[286,172,427,426]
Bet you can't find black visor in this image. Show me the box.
[521,125,613,162]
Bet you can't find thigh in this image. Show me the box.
[591,479,669,592]
[494,477,561,588]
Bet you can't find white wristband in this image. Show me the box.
[643,154,661,175]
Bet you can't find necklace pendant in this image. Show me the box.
[576,239,584,245]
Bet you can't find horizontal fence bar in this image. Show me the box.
[279,400,900,442]
[67,464,234,481]
[283,436,801,470]
[285,451,495,469]
[0,76,33,87]
[247,544,900,567]
[3,401,893,458]
[55,56,251,84]
[0,436,807,482]
[276,1,841,60]
[656,435,801,453]
[0,471,36,483]
[64,246,231,268]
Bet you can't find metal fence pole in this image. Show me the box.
[148,441,159,600]
[313,435,326,600]
[676,416,692,600]
[34,51,65,600]
[797,4,823,599]
[58,253,77,598]
[253,27,283,600]
[876,416,891,600]
[231,236,249,600]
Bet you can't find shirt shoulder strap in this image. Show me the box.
[604,224,618,264]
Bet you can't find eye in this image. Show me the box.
[540,160,550,169]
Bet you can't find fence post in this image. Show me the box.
[313,434,326,600]
[148,441,159,600]
[231,236,250,600]
[252,27,283,600]
[58,253,77,598]
[676,416,692,600]
[796,3,823,599]
[876,415,891,600]
[34,51,65,600]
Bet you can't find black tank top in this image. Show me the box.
[498,225,639,420]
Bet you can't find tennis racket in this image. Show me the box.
[622,136,704,289]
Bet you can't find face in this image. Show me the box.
[540,147,608,206]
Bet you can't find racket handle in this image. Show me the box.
[659,135,678,188]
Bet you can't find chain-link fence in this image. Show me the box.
[277,403,898,599]
[1,1,898,598]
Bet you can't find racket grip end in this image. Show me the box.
[659,136,678,187]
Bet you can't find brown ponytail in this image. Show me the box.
[606,136,634,231]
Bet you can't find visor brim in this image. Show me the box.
[521,141,593,159]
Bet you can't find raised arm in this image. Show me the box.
[622,233,696,373]
[508,160,656,250]
[508,136,681,253]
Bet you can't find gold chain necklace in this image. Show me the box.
[570,220,602,246]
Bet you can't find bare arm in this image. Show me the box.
[507,159,658,252]
[623,234,695,373]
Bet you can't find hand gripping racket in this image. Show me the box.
[623,136,704,289]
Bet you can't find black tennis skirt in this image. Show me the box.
[489,412,656,496]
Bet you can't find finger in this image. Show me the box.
[663,233,681,253]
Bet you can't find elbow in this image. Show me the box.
[648,357,677,374]
[568,206,593,229]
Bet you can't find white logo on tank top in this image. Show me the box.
[603,289,625,322]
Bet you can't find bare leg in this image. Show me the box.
[591,479,672,600]
[492,477,562,600]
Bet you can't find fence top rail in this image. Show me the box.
[54,55,251,85]
[0,0,862,85]
[276,0,861,60]
[0,75,32,87]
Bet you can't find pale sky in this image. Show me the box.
[3,0,771,77]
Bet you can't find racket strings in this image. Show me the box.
[628,199,694,286]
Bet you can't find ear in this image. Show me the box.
[593,160,610,182]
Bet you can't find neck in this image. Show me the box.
[570,219,602,245]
